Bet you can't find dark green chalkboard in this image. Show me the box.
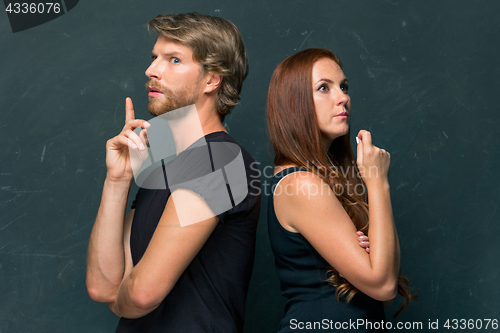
[1,0,499,332]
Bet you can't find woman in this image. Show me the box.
[267,48,414,332]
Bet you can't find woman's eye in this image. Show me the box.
[318,84,328,92]
[171,57,180,64]
[341,83,349,93]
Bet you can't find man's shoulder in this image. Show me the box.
[205,131,257,169]
[204,131,260,210]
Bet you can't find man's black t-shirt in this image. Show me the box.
[116,131,261,333]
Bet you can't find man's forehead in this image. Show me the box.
[151,36,192,56]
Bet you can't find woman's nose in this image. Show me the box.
[336,93,349,106]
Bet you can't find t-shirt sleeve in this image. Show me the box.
[169,172,233,225]
[164,141,249,226]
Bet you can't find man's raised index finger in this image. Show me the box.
[125,97,135,122]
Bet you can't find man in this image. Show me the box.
[86,13,261,332]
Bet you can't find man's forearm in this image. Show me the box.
[86,177,131,302]
[107,273,161,319]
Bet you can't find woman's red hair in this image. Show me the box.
[267,48,416,317]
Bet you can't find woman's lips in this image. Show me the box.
[335,111,348,118]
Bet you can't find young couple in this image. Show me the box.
[86,12,414,333]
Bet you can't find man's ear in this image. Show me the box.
[204,73,222,94]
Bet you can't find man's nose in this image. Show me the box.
[145,63,160,80]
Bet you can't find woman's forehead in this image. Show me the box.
[312,58,346,82]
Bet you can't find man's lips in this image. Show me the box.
[148,86,164,97]
[148,86,163,93]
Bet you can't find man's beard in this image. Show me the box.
[146,80,201,117]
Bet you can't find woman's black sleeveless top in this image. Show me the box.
[268,167,388,332]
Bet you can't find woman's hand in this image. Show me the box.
[340,231,370,277]
[357,231,370,253]
[105,97,150,183]
[356,130,391,188]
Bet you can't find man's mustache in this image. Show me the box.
[145,80,171,96]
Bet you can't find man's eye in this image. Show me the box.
[171,57,180,64]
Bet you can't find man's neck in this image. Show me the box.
[196,95,228,136]
[166,105,227,155]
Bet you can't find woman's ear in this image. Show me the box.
[204,73,222,94]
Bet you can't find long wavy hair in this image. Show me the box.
[267,48,416,317]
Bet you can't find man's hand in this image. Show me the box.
[86,98,148,305]
[106,97,150,183]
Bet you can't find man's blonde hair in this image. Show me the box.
[148,13,248,121]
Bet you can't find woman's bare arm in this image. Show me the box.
[274,130,399,301]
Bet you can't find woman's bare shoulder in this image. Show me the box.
[274,168,331,197]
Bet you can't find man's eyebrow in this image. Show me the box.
[150,51,184,58]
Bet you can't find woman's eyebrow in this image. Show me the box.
[315,78,348,85]
[316,78,334,85]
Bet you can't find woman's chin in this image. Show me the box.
[331,127,350,140]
